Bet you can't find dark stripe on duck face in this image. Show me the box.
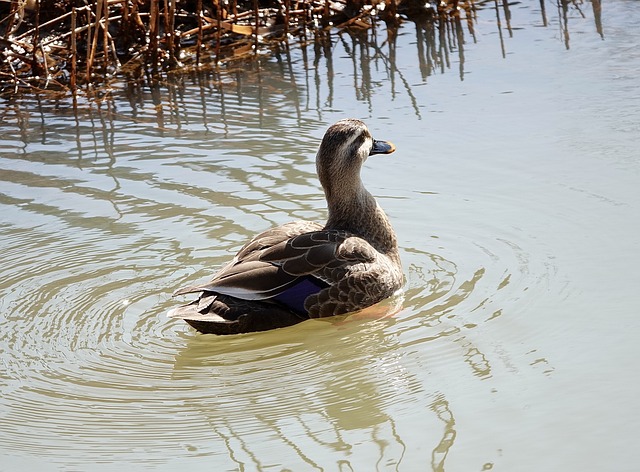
[272,276,330,316]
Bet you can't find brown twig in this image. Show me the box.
[70,7,77,91]
[86,0,103,82]
[103,0,110,75]
[196,0,203,65]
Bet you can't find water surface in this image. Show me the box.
[1,2,639,470]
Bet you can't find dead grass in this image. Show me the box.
[0,0,474,97]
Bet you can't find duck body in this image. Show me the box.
[168,119,403,335]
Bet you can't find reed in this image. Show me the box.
[70,6,77,91]
[0,0,473,97]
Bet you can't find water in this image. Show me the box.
[1,2,640,470]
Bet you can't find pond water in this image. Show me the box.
[1,1,640,470]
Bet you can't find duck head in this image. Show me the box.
[316,119,395,199]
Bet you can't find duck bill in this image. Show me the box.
[370,139,396,155]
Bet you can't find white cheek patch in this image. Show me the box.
[341,132,361,152]
[357,138,372,161]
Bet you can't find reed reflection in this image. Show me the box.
[430,394,456,472]
[112,17,470,127]
[17,17,468,133]
[1,1,606,143]
[549,0,604,49]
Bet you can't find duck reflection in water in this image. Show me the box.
[168,119,404,334]
[169,315,446,470]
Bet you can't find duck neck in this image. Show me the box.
[324,185,399,258]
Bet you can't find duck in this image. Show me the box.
[168,118,403,334]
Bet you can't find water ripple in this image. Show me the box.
[2,1,629,466]
[0,140,561,469]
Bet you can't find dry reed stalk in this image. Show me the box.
[31,0,40,77]
[103,0,109,75]
[85,5,92,66]
[122,0,129,29]
[39,42,49,87]
[129,0,140,31]
[284,0,290,38]
[385,0,397,25]
[104,22,121,67]
[14,0,126,42]
[4,0,18,36]
[1,0,480,96]
[148,0,159,72]
[166,0,177,65]
[196,0,203,65]
[70,7,77,91]
[86,0,103,82]
[302,1,308,42]
[215,0,222,61]
[16,10,73,40]
[6,60,21,94]
[162,0,170,42]
[253,0,259,50]
[36,13,115,49]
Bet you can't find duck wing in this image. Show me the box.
[172,221,379,303]
[172,221,323,300]
[259,230,379,276]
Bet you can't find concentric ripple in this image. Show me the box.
[0,85,558,469]
[0,176,558,470]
